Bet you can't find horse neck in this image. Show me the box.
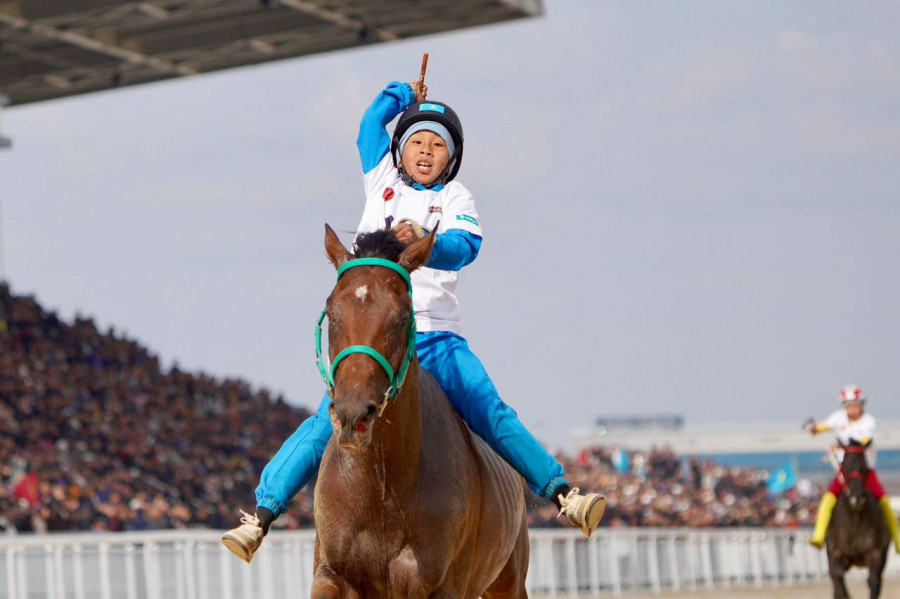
[359,360,423,497]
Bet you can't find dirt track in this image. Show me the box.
[613,579,900,598]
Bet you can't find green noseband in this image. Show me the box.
[315,258,417,409]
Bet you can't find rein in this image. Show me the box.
[315,257,417,417]
[832,445,869,498]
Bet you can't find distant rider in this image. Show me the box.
[808,384,900,553]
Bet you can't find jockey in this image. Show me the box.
[221,79,607,563]
[808,385,900,553]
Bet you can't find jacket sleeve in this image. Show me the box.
[427,229,482,271]
[357,82,415,174]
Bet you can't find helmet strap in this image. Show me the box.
[432,149,460,185]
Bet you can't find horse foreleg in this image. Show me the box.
[482,516,529,599]
[311,587,340,599]
[868,571,883,599]
[311,565,354,599]
[866,549,888,599]
[829,561,849,599]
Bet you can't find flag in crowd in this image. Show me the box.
[767,460,798,495]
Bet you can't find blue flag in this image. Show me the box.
[767,460,798,495]
[612,448,630,474]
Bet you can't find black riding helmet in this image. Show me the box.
[391,101,464,184]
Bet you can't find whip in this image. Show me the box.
[417,53,429,92]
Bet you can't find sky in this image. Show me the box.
[2,1,899,452]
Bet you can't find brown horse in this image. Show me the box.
[825,443,890,599]
[310,225,529,599]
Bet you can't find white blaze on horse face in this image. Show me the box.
[355,286,368,301]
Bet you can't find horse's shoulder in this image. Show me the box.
[417,369,521,487]
[417,369,461,421]
[415,370,470,448]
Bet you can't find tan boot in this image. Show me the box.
[558,487,606,537]
[808,492,837,549]
[221,510,264,563]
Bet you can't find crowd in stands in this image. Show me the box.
[528,447,817,529]
[0,282,314,534]
[1,282,817,534]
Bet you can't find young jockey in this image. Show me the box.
[221,80,607,562]
[808,385,900,553]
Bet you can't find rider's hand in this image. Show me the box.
[409,81,427,103]
[392,222,418,244]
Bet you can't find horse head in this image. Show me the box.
[320,224,436,450]
[842,441,869,512]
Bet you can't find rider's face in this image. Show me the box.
[401,130,450,186]
[844,401,863,420]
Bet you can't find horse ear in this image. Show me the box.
[398,224,438,273]
[324,224,352,269]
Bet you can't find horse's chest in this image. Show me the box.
[320,527,402,575]
[321,533,435,595]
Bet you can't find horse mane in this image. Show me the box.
[352,229,406,262]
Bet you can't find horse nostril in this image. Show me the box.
[351,404,379,434]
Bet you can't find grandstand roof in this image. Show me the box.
[0,0,542,107]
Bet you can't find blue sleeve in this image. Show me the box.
[358,81,415,174]
[427,229,482,271]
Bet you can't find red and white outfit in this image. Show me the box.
[822,409,885,498]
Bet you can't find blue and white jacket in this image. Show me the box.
[356,82,483,334]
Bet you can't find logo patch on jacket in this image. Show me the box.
[429,206,442,214]
[383,188,395,201]
[456,214,478,225]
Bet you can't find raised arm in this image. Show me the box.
[357,81,424,174]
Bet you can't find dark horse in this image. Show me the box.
[825,442,890,599]
[310,225,529,598]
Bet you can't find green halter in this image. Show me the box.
[315,258,417,412]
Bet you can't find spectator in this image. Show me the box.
[0,282,312,532]
[0,282,819,533]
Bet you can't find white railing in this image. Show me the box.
[0,528,897,598]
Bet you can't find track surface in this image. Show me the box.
[606,579,900,598]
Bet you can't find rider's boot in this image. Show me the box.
[878,497,900,554]
[808,492,837,549]
[555,486,607,537]
[221,508,274,563]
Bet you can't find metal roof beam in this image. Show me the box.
[277,0,398,42]
[0,8,198,76]
[0,0,128,21]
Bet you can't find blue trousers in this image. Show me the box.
[255,331,567,516]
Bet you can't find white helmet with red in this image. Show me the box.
[839,384,867,404]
